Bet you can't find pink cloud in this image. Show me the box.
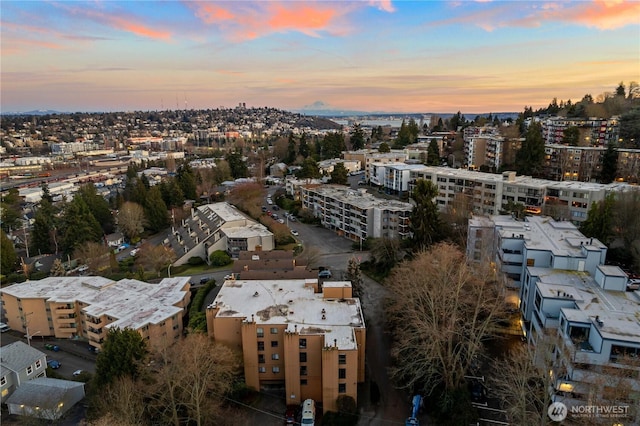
[55,3,172,40]
[368,1,396,13]
[188,1,365,41]
[435,0,639,31]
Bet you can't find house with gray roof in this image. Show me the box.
[0,341,47,403]
[6,377,85,420]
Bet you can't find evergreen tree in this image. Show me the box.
[600,143,618,183]
[299,133,310,158]
[286,133,297,164]
[427,139,440,165]
[177,163,198,200]
[562,126,580,146]
[579,194,615,244]
[1,230,17,274]
[322,132,346,159]
[350,124,365,150]
[31,198,57,255]
[410,180,445,250]
[226,151,248,178]
[94,328,148,387]
[515,121,545,176]
[144,186,170,232]
[60,197,103,254]
[378,142,391,153]
[296,158,321,179]
[330,163,349,185]
[76,184,115,234]
[159,179,185,208]
[0,188,22,233]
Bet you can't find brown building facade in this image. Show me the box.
[206,278,365,413]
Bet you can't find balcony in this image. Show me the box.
[55,307,75,315]
[87,329,104,341]
[57,316,76,324]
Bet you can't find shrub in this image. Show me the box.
[209,250,232,267]
[187,256,205,266]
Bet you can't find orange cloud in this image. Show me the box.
[559,0,640,30]
[54,3,171,40]
[267,4,338,37]
[189,1,365,41]
[193,4,235,24]
[436,0,639,31]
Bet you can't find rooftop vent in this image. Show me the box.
[253,291,259,297]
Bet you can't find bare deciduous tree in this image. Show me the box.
[117,202,145,240]
[90,376,146,426]
[146,333,242,426]
[136,243,176,277]
[73,241,110,273]
[386,242,506,394]
[490,339,554,426]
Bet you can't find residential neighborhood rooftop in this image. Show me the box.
[210,279,365,350]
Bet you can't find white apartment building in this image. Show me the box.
[317,158,361,175]
[342,150,408,182]
[301,185,412,243]
[409,167,632,223]
[369,163,426,196]
[467,215,639,419]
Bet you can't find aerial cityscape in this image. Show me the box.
[1,1,640,426]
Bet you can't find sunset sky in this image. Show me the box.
[2,0,639,114]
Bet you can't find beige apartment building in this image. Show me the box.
[0,276,191,352]
[206,278,365,412]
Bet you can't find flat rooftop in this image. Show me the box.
[304,185,413,212]
[209,279,365,350]
[1,276,190,329]
[531,268,640,342]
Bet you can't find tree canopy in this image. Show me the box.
[409,179,445,250]
[515,121,545,176]
[94,327,148,387]
[330,163,349,185]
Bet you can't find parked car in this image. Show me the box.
[318,270,332,279]
[224,274,235,280]
[44,343,60,352]
[627,278,640,291]
[285,405,298,425]
[290,229,299,236]
[0,322,10,333]
[129,248,139,257]
[47,360,61,369]
[272,205,280,211]
[73,369,84,377]
[289,216,297,222]
[278,219,285,224]
[261,206,267,212]
[199,277,211,285]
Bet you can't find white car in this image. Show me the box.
[73,369,83,377]
[290,229,299,236]
[267,199,273,205]
[130,248,139,257]
[278,219,285,224]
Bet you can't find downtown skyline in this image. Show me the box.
[1,0,639,114]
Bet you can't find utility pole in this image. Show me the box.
[22,312,34,346]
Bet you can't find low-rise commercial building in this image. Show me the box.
[206,278,365,412]
[0,276,191,352]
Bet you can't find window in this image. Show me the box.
[300,379,308,386]
[300,366,308,376]
[258,367,266,373]
[26,366,33,375]
[0,376,6,386]
[35,360,42,369]
[339,383,346,393]
[271,341,278,348]
[258,354,265,364]
[256,327,264,337]
[272,353,280,360]
[339,368,346,379]
[338,354,346,365]
[272,366,280,373]
[257,342,264,351]
[270,327,278,334]
[299,352,307,363]
[299,338,307,349]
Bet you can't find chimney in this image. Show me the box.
[334,339,337,348]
